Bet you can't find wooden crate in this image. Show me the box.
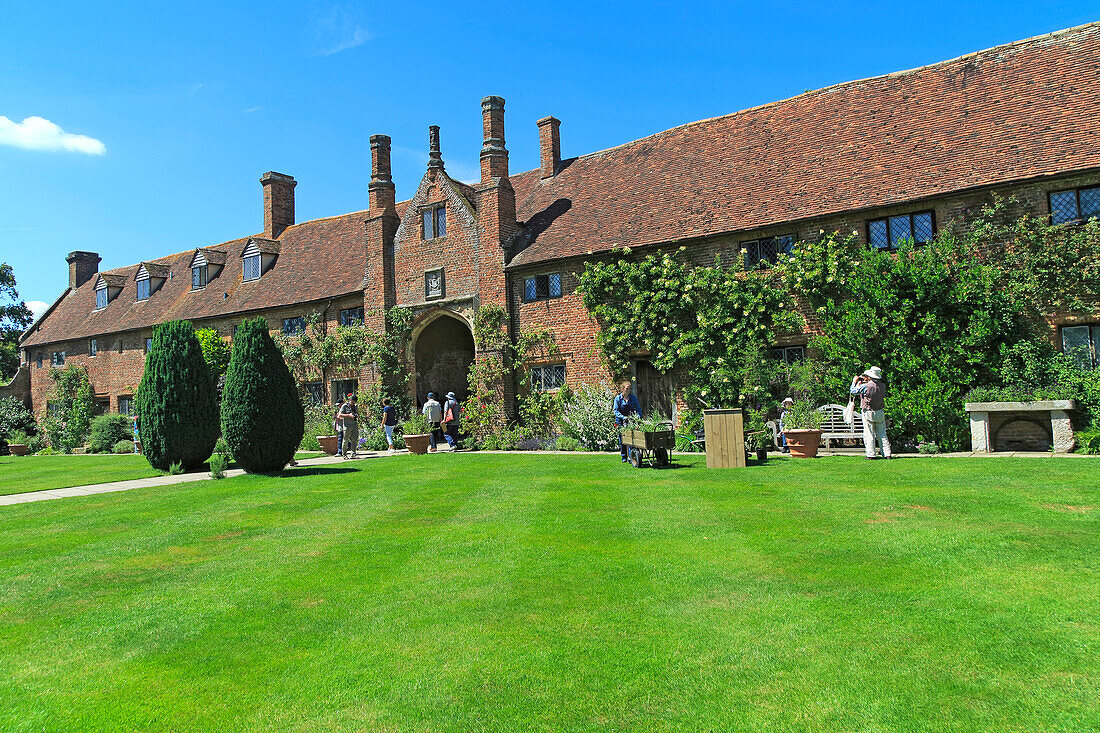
[703,409,746,468]
[621,429,675,450]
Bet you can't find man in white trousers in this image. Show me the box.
[850,366,892,459]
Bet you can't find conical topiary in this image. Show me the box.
[135,320,220,471]
[220,316,304,474]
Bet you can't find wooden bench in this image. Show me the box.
[816,403,865,448]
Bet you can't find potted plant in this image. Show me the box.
[781,401,824,458]
[5,430,31,457]
[400,413,433,455]
[318,435,341,455]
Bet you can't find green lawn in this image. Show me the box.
[0,454,164,494]
[1,455,1098,731]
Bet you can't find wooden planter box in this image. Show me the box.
[620,429,675,451]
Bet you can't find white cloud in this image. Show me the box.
[26,301,48,320]
[0,116,106,155]
[312,3,372,56]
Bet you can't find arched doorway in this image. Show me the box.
[412,313,475,406]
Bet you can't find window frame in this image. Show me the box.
[282,317,307,336]
[530,363,566,392]
[51,351,65,367]
[769,345,806,364]
[331,378,359,404]
[95,286,108,309]
[303,382,325,407]
[144,337,153,354]
[135,278,151,301]
[243,254,261,281]
[118,396,134,416]
[1049,185,1100,225]
[36,352,43,369]
[1060,324,1099,370]
[739,234,794,270]
[339,307,365,327]
[192,264,208,290]
[866,210,936,250]
[523,273,563,302]
[89,338,98,356]
[421,204,446,240]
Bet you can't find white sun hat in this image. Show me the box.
[863,366,884,380]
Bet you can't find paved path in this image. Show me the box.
[3,448,1094,507]
[0,450,406,507]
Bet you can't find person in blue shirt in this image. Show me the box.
[613,381,642,463]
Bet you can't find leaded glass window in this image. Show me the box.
[1051,186,1100,225]
[868,211,935,250]
[192,265,208,289]
[422,205,446,239]
[422,209,433,239]
[531,364,566,392]
[243,255,261,281]
[51,351,65,366]
[90,339,97,356]
[769,346,805,364]
[435,206,446,238]
[1083,187,1100,219]
[523,273,563,302]
[136,278,150,301]
[282,317,306,335]
[1062,325,1100,370]
[741,235,794,269]
[339,307,364,326]
[95,287,107,309]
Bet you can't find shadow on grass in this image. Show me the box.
[280,466,360,478]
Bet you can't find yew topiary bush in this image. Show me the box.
[221,317,303,474]
[135,320,219,470]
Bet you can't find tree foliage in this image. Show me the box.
[38,365,96,453]
[0,263,34,381]
[195,328,231,384]
[221,316,304,474]
[135,320,220,470]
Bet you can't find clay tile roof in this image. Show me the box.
[247,237,281,255]
[137,262,170,279]
[22,209,372,347]
[508,22,1100,268]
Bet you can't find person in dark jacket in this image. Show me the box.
[850,366,892,459]
[613,381,642,463]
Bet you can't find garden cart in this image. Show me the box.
[621,421,676,468]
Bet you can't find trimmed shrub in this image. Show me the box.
[168,461,184,475]
[221,317,304,474]
[89,414,133,453]
[112,439,136,454]
[135,320,220,471]
[209,452,228,479]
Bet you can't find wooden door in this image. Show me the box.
[634,360,673,420]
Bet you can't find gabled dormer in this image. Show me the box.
[93,273,126,310]
[134,262,169,301]
[190,248,226,290]
[242,238,279,281]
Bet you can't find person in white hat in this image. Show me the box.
[850,366,892,459]
[778,397,795,453]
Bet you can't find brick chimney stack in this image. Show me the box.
[369,135,396,212]
[66,251,100,290]
[480,96,509,182]
[537,116,561,179]
[260,171,296,238]
[428,125,444,171]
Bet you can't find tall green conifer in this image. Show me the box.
[221,317,303,474]
[135,320,219,470]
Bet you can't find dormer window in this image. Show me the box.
[422,205,446,240]
[190,248,225,290]
[241,239,278,281]
[134,262,168,301]
[92,273,125,309]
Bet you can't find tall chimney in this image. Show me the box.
[260,171,296,238]
[428,125,444,171]
[537,116,561,179]
[66,251,100,290]
[480,96,509,182]
[369,135,396,212]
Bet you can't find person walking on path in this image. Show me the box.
[338,393,360,459]
[380,397,398,452]
[613,381,642,463]
[442,391,461,450]
[422,392,444,453]
[332,401,345,456]
[850,366,892,459]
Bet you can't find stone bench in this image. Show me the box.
[965,400,1076,452]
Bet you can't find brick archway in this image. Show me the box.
[410,311,475,407]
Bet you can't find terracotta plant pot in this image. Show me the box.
[783,429,822,458]
[8,444,28,457]
[318,435,340,455]
[403,434,431,455]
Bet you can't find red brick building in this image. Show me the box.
[10,23,1100,420]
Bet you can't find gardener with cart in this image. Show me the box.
[613,381,642,463]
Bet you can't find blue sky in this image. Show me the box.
[2,1,1097,316]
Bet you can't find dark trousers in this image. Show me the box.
[445,424,459,448]
[429,422,443,450]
